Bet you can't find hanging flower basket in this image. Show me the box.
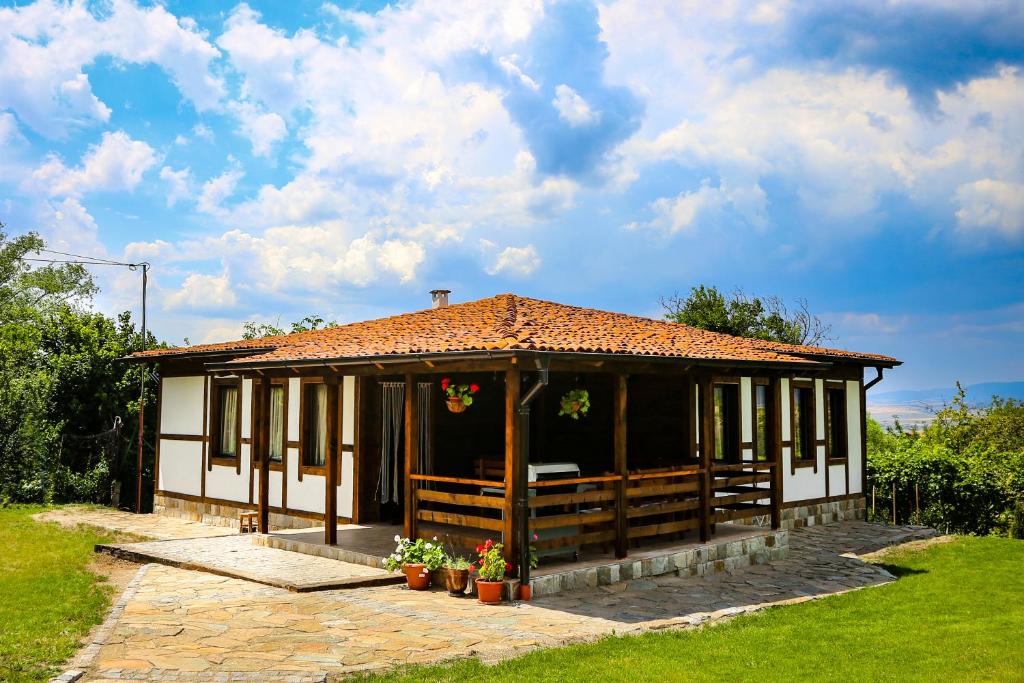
[558,389,590,420]
[442,377,479,414]
[446,396,468,413]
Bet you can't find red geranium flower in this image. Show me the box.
[505,562,512,573]
[441,377,450,390]
[469,383,480,393]
[468,563,476,572]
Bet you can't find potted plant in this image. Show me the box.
[470,539,510,604]
[383,535,445,590]
[441,377,479,413]
[442,556,471,596]
[558,389,590,420]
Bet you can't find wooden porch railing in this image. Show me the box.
[409,460,778,562]
[709,460,777,525]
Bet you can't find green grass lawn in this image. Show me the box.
[0,505,121,683]
[368,536,1024,682]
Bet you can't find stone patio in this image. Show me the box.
[97,535,399,592]
[38,506,236,540]
[62,513,937,682]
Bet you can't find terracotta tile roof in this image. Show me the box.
[132,294,899,368]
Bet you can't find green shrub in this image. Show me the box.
[867,385,1024,537]
[1009,500,1024,540]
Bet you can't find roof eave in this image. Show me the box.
[121,346,276,364]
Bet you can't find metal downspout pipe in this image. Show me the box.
[517,358,549,591]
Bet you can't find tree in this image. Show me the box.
[0,226,161,505]
[241,315,338,340]
[660,285,832,345]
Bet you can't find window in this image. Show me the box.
[269,386,285,463]
[254,383,286,465]
[792,385,815,463]
[826,387,847,460]
[302,383,327,467]
[754,384,773,461]
[713,384,740,462]
[211,381,239,460]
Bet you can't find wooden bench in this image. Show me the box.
[239,511,258,533]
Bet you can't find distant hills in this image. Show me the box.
[869,381,1024,407]
[867,381,1024,428]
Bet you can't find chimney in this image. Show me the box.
[430,289,451,309]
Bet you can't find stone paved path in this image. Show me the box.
[98,536,396,592]
[38,506,235,540]
[76,521,936,682]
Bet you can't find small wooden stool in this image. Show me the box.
[239,511,258,533]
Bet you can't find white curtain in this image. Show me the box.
[269,386,284,462]
[220,387,238,457]
[314,384,327,466]
[378,382,404,503]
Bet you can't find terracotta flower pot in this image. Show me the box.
[476,579,504,604]
[403,563,430,590]
[571,401,581,413]
[446,396,467,414]
[517,583,532,601]
[444,568,469,596]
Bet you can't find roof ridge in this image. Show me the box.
[494,293,519,346]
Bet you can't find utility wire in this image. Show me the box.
[38,248,133,265]
[19,256,148,268]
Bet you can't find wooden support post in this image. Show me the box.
[403,373,419,541]
[699,376,714,543]
[257,375,271,534]
[613,374,628,558]
[770,374,784,530]
[325,375,340,546]
[504,367,521,564]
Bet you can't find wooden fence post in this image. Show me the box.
[892,480,897,525]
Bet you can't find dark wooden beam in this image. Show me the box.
[770,374,784,530]
[504,367,521,564]
[613,374,628,559]
[257,374,271,534]
[403,372,419,540]
[699,376,714,543]
[351,377,361,524]
[324,375,340,546]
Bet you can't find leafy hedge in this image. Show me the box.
[866,385,1024,537]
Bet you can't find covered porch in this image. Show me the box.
[246,352,787,589]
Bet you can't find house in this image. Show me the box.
[130,292,899,586]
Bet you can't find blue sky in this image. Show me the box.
[1,0,1022,392]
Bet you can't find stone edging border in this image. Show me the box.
[49,563,153,683]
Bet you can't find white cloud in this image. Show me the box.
[193,123,214,141]
[377,239,425,283]
[486,244,540,276]
[552,84,600,127]
[28,130,158,197]
[159,166,192,207]
[197,168,243,215]
[640,180,767,234]
[955,179,1024,239]
[164,272,238,311]
[0,0,224,138]
[601,3,1024,242]
[230,101,287,157]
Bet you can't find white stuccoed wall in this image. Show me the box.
[158,376,204,496]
